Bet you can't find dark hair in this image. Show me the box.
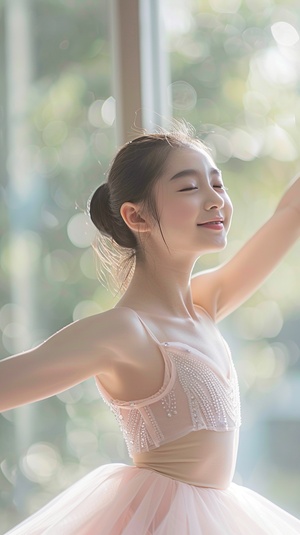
[89,129,207,247]
[88,125,208,290]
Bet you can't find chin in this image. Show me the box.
[202,240,228,254]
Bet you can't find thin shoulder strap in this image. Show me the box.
[118,306,161,344]
[135,313,161,345]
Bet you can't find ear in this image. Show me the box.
[120,202,151,235]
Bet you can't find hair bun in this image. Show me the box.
[89,182,137,249]
[89,183,112,237]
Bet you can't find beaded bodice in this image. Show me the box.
[95,312,241,458]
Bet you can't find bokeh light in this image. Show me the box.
[72,300,102,321]
[20,443,61,484]
[271,22,299,47]
[101,96,116,126]
[168,81,197,110]
[1,0,300,531]
[209,0,242,14]
[67,213,96,248]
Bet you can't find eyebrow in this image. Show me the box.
[169,168,222,181]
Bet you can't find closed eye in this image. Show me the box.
[178,187,198,192]
[214,185,228,191]
[178,185,228,192]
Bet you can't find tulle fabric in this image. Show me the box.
[6,463,300,535]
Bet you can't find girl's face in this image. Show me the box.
[150,147,233,257]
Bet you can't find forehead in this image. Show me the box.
[162,147,216,179]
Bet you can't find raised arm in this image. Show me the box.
[191,175,300,322]
[0,309,127,412]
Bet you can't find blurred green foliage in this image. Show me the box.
[0,0,300,532]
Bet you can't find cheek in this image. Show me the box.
[156,189,193,225]
[163,198,196,227]
[224,195,233,227]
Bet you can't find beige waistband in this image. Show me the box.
[133,429,239,489]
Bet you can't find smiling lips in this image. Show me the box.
[197,220,224,230]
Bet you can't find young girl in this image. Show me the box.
[1,128,300,534]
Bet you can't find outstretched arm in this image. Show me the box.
[191,175,300,322]
[0,310,121,412]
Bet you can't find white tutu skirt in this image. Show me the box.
[5,463,300,535]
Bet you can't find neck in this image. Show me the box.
[117,252,199,319]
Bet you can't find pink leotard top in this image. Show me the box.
[95,308,241,490]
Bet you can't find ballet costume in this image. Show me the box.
[5,308,300,534]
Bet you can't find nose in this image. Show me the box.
[203,186,225,211]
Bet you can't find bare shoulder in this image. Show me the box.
[30,306,144,376]
[66,306,147,357]
[91,306,166,401]
[77,306,163,398]
[0,307,152,411]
